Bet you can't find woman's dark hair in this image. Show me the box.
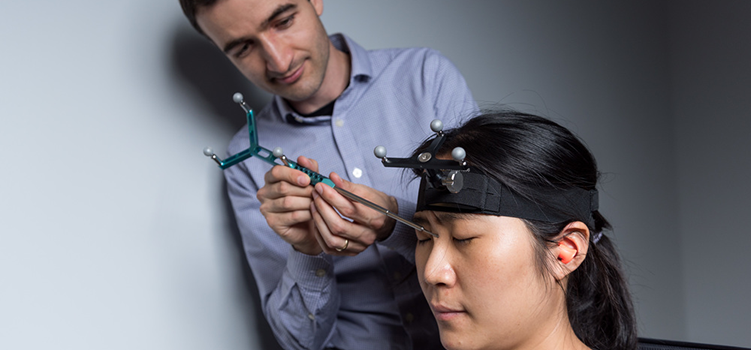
[411,110,637,350]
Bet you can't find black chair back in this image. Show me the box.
[639,338,751,350]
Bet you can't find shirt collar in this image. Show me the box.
[334,33,373,83]
[273,33,373,124]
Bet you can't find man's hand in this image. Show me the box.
[309,172,397,256]
[256,156,322,256]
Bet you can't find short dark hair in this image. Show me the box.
[178,0,221,35]
[411,110,638,350]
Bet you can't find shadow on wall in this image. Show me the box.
[170,25,271,131]
[222,182,284,350]
[169,25,281,350]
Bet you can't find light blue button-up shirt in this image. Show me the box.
[224,34,476,350]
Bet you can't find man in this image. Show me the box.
[179,0,476,348]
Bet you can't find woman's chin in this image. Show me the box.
[439,326,482,350]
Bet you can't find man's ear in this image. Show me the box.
[310,0,324,16]
[551,221,590,281]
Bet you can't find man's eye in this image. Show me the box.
[277,15,295,29]
[234,42,253,58]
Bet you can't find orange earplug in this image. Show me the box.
[558,242,577,264]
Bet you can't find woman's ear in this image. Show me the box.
[551,221,590,281]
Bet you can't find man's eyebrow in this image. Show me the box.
[223,37,248,54]
[260,3,297,29]
[222,3,297,54]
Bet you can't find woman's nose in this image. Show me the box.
[422,245,456,288]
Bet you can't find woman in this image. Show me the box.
[408,111,637,350]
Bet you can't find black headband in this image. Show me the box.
[416,169,599,228]
[375,121,599,228]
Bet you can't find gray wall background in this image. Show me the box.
[1,1,749,349]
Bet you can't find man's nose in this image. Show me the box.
[261,36,292,74]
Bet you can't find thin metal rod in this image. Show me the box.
[334,187,438,238]
[211,154,222,166]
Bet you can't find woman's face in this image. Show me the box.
[413,211,562,350]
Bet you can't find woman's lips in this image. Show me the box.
[431,304,466,321]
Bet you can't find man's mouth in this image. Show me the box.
[274,63,304,85]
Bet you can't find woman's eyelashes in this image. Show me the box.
[416,230,434,244]
[415,231,476,245]
[452,237,475,245]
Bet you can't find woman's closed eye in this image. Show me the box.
[453,237,475,245]
[416,230,434,244]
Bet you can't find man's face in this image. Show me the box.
[196,0,330,103]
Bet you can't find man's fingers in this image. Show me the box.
[296,155,319,173]
[264,209,313,233]
[328,171,353,191]
[312,190,356,238]
[312,190,376,247]
[260,195,313,214]
[263,164,311,188]
[314,182,358,217]
[258,173,314,202]
[310,201,363,256]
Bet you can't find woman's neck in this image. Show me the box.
[514,300,590,350]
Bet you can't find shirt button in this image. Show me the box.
[315,269,326,277]
[308,313,316,321]
[393,272,402,280]
[352,167,363,178]
[335,119,344,127]
[405,313,415,323]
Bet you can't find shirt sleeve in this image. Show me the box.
[223,156,340,350]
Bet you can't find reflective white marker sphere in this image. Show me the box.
[203,147,214,157]
[272,147,284,158]
[374,145,387,158]
[430,119,443,132]
[451,147,466,162]
[232,92,244,103]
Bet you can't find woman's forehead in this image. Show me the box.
[413,211,519,227]
[414,211,475,224]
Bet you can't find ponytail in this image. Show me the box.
[566,213,637,350]
[526,215,637,350]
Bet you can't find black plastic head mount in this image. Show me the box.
[374,120,469,193]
